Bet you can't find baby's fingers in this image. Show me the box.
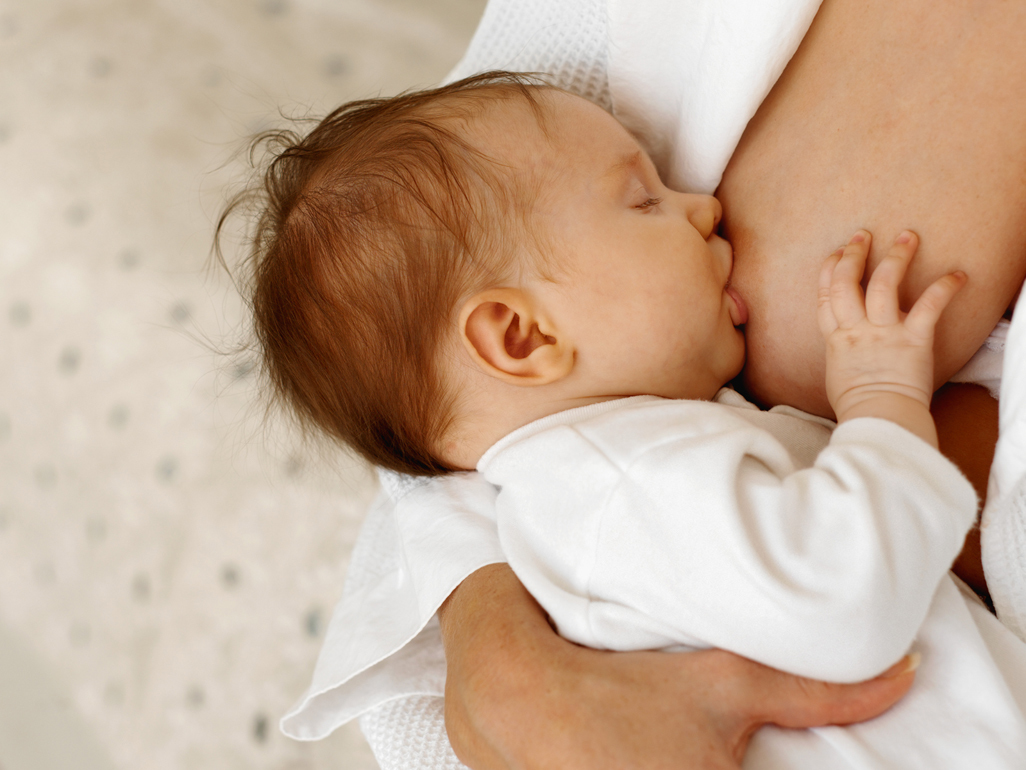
[865,232,917,325]
[817,249,844,335]
[829,231,872,329]
[905,271,968,340]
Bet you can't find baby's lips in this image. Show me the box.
[727,285,748,326]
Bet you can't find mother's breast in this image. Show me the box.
[716,0,1026,417]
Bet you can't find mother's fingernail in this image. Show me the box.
[879,652,921,679]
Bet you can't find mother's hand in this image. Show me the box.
[439,564,915,770]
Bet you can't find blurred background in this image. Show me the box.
[0,1,486,768]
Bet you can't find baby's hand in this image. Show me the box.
[818,230,966,444]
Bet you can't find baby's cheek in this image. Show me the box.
[731,328,747,373]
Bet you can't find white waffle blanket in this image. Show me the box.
[281,0,1026,767]
[445,0,821,194]
[984,311,1026,640]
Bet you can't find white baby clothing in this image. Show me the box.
[482,394,973,680]
[479,392,1026,767]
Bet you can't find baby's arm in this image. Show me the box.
[818,230,967,444]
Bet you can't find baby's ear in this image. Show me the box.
[459,289,573,385]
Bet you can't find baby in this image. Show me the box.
[229,73,1026,766]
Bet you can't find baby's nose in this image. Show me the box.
[687,195,722,238]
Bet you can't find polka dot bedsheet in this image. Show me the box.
[0,1,484,768]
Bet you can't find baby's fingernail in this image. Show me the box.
[833,247,844,256]
[850,231,866,244]
[896,231,912,244]
[879,652,921,679]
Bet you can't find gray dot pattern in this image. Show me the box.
[9,302,31,326]
[0,1,484,769]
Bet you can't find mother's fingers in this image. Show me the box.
[865,231,917,325]
[728,654,918,731]
[829,231,872,328]
[712,650,917,762]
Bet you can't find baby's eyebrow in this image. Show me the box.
[602,150,643,184]
[599,150,646,202]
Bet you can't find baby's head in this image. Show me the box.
[226,72,746,476]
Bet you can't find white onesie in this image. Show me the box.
[480,390,1026,767]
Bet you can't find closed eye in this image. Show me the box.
[636,196,662,210]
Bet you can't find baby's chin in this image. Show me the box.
[731,349,747,384]
[722,330,747,392]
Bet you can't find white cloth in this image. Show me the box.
[951,318,1009,400]
[481,393,1026,767]
[445,0,822,195]
[280,471,503,739]
[984,310,1026,639]
[444,0,612,110]
[483,393,975,681]
[606,0,821,193]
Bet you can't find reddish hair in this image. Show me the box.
[216,72,547,475]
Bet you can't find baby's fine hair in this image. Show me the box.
[217,72,547,476]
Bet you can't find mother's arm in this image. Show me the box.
[438,564,916,770]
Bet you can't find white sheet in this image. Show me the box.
[607,0,821,193]
[984,307,1026,640]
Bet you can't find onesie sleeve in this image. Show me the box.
[493,408,977,683]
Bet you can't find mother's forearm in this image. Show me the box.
[438,564,555,769]
[437,564,918,770]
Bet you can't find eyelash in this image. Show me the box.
[636,196,662,210]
